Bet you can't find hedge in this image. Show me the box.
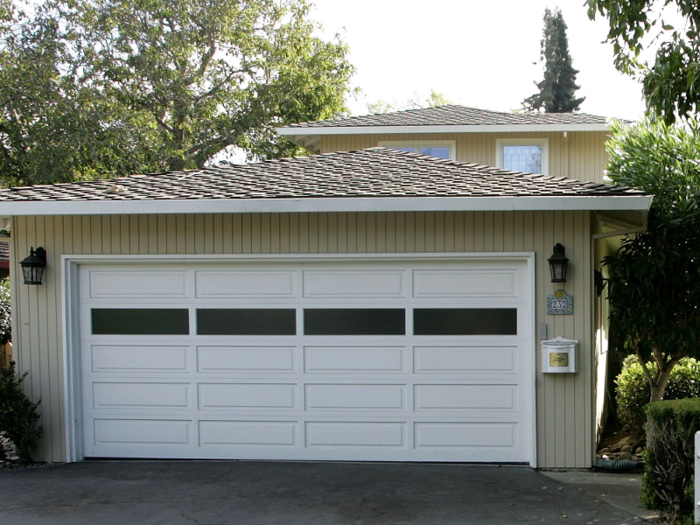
[642,399,700,524]
[616,355,700,435]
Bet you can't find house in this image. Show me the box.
[0,106,650,469]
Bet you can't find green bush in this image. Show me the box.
[0,277,11,345]
[616,355,700,435]
[0,362,41,464]
[641,399,700,524]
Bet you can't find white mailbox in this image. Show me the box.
[542,337,578,373]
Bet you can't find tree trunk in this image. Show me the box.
[647,359,678,402]
[649,382,667,403]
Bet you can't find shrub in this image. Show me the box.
[641,399,700,524]
[0,277,10,345]
[616,355,700,435]
[0,362,41,464]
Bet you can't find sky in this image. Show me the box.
[308,0,660,121]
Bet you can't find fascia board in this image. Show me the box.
[276,123,611,136]
[0,195,652,216]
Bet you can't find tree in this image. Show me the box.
[367,89,450,115]
[523,8,585,113]
[603,117,700,402]
[0,0,354,185]
[0,3,162,186]
[588,0,700,124]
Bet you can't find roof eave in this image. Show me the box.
[0,195,652,217]
[276,123,612,140]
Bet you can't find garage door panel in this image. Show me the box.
[89,270,189,299]
[92,382,190,409]
[414,384,516,411]
[414,346,517,374]
[197,346,296,373]
[199,421,297,446]
[415,422,516,448]
[90,345,190,373]
[413,269,517,298]
[303,270,406,298]
[305,384,406,410]
[195,271,296,298]
[198,383,296,410]
[306,422,406,448]
[304,346,405,373]
[93,419,191,445]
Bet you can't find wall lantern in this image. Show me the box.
[20,247,47,285]
[548,243,568,283]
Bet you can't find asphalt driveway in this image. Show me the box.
[0,461,649,524]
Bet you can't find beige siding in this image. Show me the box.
[12,211,594,468]
[321,132,610,184]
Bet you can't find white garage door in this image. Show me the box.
[79,257,534,463]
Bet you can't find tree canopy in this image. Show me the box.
[0,0,354,186]
[523,7,584,113]
[588,0,700,123]
[603,117,700,401]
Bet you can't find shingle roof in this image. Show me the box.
[0,148,644,202]
[283,105,629,129]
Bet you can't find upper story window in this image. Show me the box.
[379,140,456,160]
[496,138,549,175]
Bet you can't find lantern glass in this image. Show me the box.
[549,262,567,283]
[22,264,44,285]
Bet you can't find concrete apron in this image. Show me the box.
[542,470,659,522]
[0,461,653,525]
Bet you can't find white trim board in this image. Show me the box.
[0,195,652,217]
[277,124,611,136]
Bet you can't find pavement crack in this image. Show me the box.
[175,507,203,525]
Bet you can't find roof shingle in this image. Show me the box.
[282,105,629,129]
[0,148,645,203]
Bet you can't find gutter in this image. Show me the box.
[276,123,611,136]
[0,195,653,217]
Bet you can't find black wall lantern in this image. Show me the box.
[548,243,568,283]
[20,247,47,285]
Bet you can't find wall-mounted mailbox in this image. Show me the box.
[542,337,578,373]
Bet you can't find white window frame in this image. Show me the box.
[495,138,549,175]
[379,140,456,160]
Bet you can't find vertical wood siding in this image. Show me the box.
[321,132,610,184]
[12,211,594,468]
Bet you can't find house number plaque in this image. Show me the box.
[547,289,573,315]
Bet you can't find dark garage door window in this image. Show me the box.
[414,308,517,336]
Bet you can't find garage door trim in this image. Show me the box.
[61,252,537,466]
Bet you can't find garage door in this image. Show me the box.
[79,257,534,463]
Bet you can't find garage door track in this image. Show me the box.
[0,461,649,524]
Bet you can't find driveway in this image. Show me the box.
[0,461,649,524]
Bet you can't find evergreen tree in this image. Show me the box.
[523,8,585,113]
